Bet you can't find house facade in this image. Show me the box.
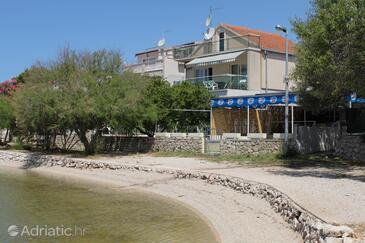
[127,23,299,137]
[173,23,296,97]
[126,47,185,84]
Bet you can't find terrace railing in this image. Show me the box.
[185,74,248,90]
[173,35,261,60]
[127,59,164,73]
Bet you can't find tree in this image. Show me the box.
[135,77,172,136]
[170,81,211,131]
[292,0,365,109]
[0,96,15,144]
[14,47,126,154]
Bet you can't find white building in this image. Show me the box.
[173,23,296,97]
[127,23,296,98]
[126,46,185,85]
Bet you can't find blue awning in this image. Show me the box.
[347,96,365,103]
[211,94,298,108]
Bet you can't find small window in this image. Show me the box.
[219,32,225,52]
[231,64,239,75]
[178,64,185,73]
[241,65,247,76]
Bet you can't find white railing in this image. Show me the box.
[185,74,247,90]
[127,59,164,73]
[173,35,261,60]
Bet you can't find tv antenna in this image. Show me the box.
[204,27,215,40]
[203,7,223,40]
[157,30,171,48]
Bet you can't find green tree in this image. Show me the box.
[136,77,173,136]
[292,0,365,109]
[170,81,211,131]
[0,96,15,144]
[14,48,126,154]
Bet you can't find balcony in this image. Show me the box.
[127,59,164,74]
[185,74,247,90]
[173,35,260,60]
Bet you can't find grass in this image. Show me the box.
[151,151,363,168]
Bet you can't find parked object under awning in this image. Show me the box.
[186,51,245,67]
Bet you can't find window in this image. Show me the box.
[231,64,247,89]
[195,68,213,82]
[219,32,225,52]
[241,65,247,76]
[231,64,239,75]
[231,64,247,76]
[178,64,185,73]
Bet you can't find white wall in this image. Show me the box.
[247,50,262,90]
[163,49,185,84]
[264,51,296,91]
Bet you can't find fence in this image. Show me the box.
[292,124,341,153]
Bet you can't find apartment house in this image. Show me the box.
[172,23,300,136]
[126,46,185,84]
[128,24,300,136]
[173,23,296,97]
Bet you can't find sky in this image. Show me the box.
[0,0,311,81]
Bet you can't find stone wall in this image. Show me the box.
[98,135,203,154]
[53,132,84,151]
[335,135,365,162]
[0,150,357,243]
[220,139,283,155]
[51,133,204,154]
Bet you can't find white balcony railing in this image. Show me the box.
[185,74,248,90]
[127,59,164,73]
[173,35,261,60]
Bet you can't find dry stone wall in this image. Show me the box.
[335,135,365,163]
[98,136,203,154]
[220,139,283,155]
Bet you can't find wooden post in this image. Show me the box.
[255,110,263,133]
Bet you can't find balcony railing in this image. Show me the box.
[127,59,164,73]
[185,74,247,90]
[173,35,261,60]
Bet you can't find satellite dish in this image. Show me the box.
[205,14,212,28]
[204,27,215,40]
[157,37,165,48]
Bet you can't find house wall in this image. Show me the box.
[247,50,262,90]
[214,26,255,52]
[264,51,296,90]
[163,49,185,84]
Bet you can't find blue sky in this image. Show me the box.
[0,0,311,81]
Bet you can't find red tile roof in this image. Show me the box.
[222,23,296,54]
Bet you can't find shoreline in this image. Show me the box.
[0,161,301,243]
[0,150,359,242]
[0,163,222,243]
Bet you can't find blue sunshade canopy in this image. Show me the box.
[211,94,298,108]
